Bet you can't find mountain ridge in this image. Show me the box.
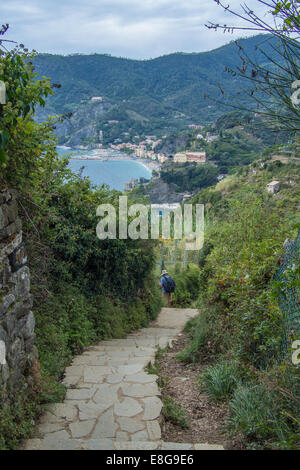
[33,34,275,146]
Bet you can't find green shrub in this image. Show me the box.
[171,264,200,307]
[35,288,96,380]
[0,386,37,450]
[162,396,189,429]
[227,384,279,444]
[88,295,122,339]
[199,360,241,402]
[177,313,212,363]
[227,377,300,449]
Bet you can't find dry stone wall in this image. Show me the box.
[0,188,36,389]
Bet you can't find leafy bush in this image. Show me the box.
[0,386,37,450]
[160,163,218,192]
[171,264,201,307]
[215,174,239,193]
[195,187,298,366]
[177,313,213,363]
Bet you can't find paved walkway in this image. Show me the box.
[21,308,224,450]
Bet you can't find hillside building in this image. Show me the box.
[188,124,204,130]
[186,152,206,163]
[135,148,146,158]
[267,181,280,194]
[174,153,187,163]
[174,151,206,163]
[158,154,168,163]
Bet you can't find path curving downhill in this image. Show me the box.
[21,308,224,450]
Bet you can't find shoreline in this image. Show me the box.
[70,154,161,173]
[57,146,161,175]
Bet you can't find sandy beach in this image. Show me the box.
[69,148,161,173]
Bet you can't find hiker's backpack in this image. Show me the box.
[164,276,176,293]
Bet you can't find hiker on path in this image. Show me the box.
[159,269,175,308]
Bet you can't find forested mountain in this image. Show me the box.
[33,34,276,145]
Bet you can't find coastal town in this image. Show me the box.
[59,120,214,191]
[70,118,211,166]
[109,128,210,164]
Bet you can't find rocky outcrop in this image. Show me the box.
[36,100,112,147]
[0,188,36,389]
[156,132,193,156]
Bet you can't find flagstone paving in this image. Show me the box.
[21,308,224,450]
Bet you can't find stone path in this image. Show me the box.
[21,308,224,450]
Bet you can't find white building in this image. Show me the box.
[174,153,187,163]
[267,181,280,194]
[135,148,146,158]
[158,154,168,163]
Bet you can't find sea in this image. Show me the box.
[57,147,151,191]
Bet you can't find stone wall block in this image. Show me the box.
[0,294,16,316]
[9,266,30,301]
[0,325,8,343]
[0,231,23,261]
[0,363,10,384]
[1,259,11,288]
[0,218,22,241]
[0,189,35,389]
[6,295,33,322]
[7,337,24,368]
[24,334,36,354]
[21,311,35,340]
[5,199,18,224]
[2,311,17,337]
[0,206,9,230]
[0,201,18,229]
[0,193,6,205]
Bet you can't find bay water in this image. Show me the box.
[57,147,151,191]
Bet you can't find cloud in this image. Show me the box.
[0,0,271,58]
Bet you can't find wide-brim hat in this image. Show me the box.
[161,270,168,276]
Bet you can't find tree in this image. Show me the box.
[206,1,300,37]
[0,25,53,166]
[206,1,300,132]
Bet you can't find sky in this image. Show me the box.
[0,0,272,59]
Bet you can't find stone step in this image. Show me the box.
[22,438,224,451]
[128,328,181,336]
